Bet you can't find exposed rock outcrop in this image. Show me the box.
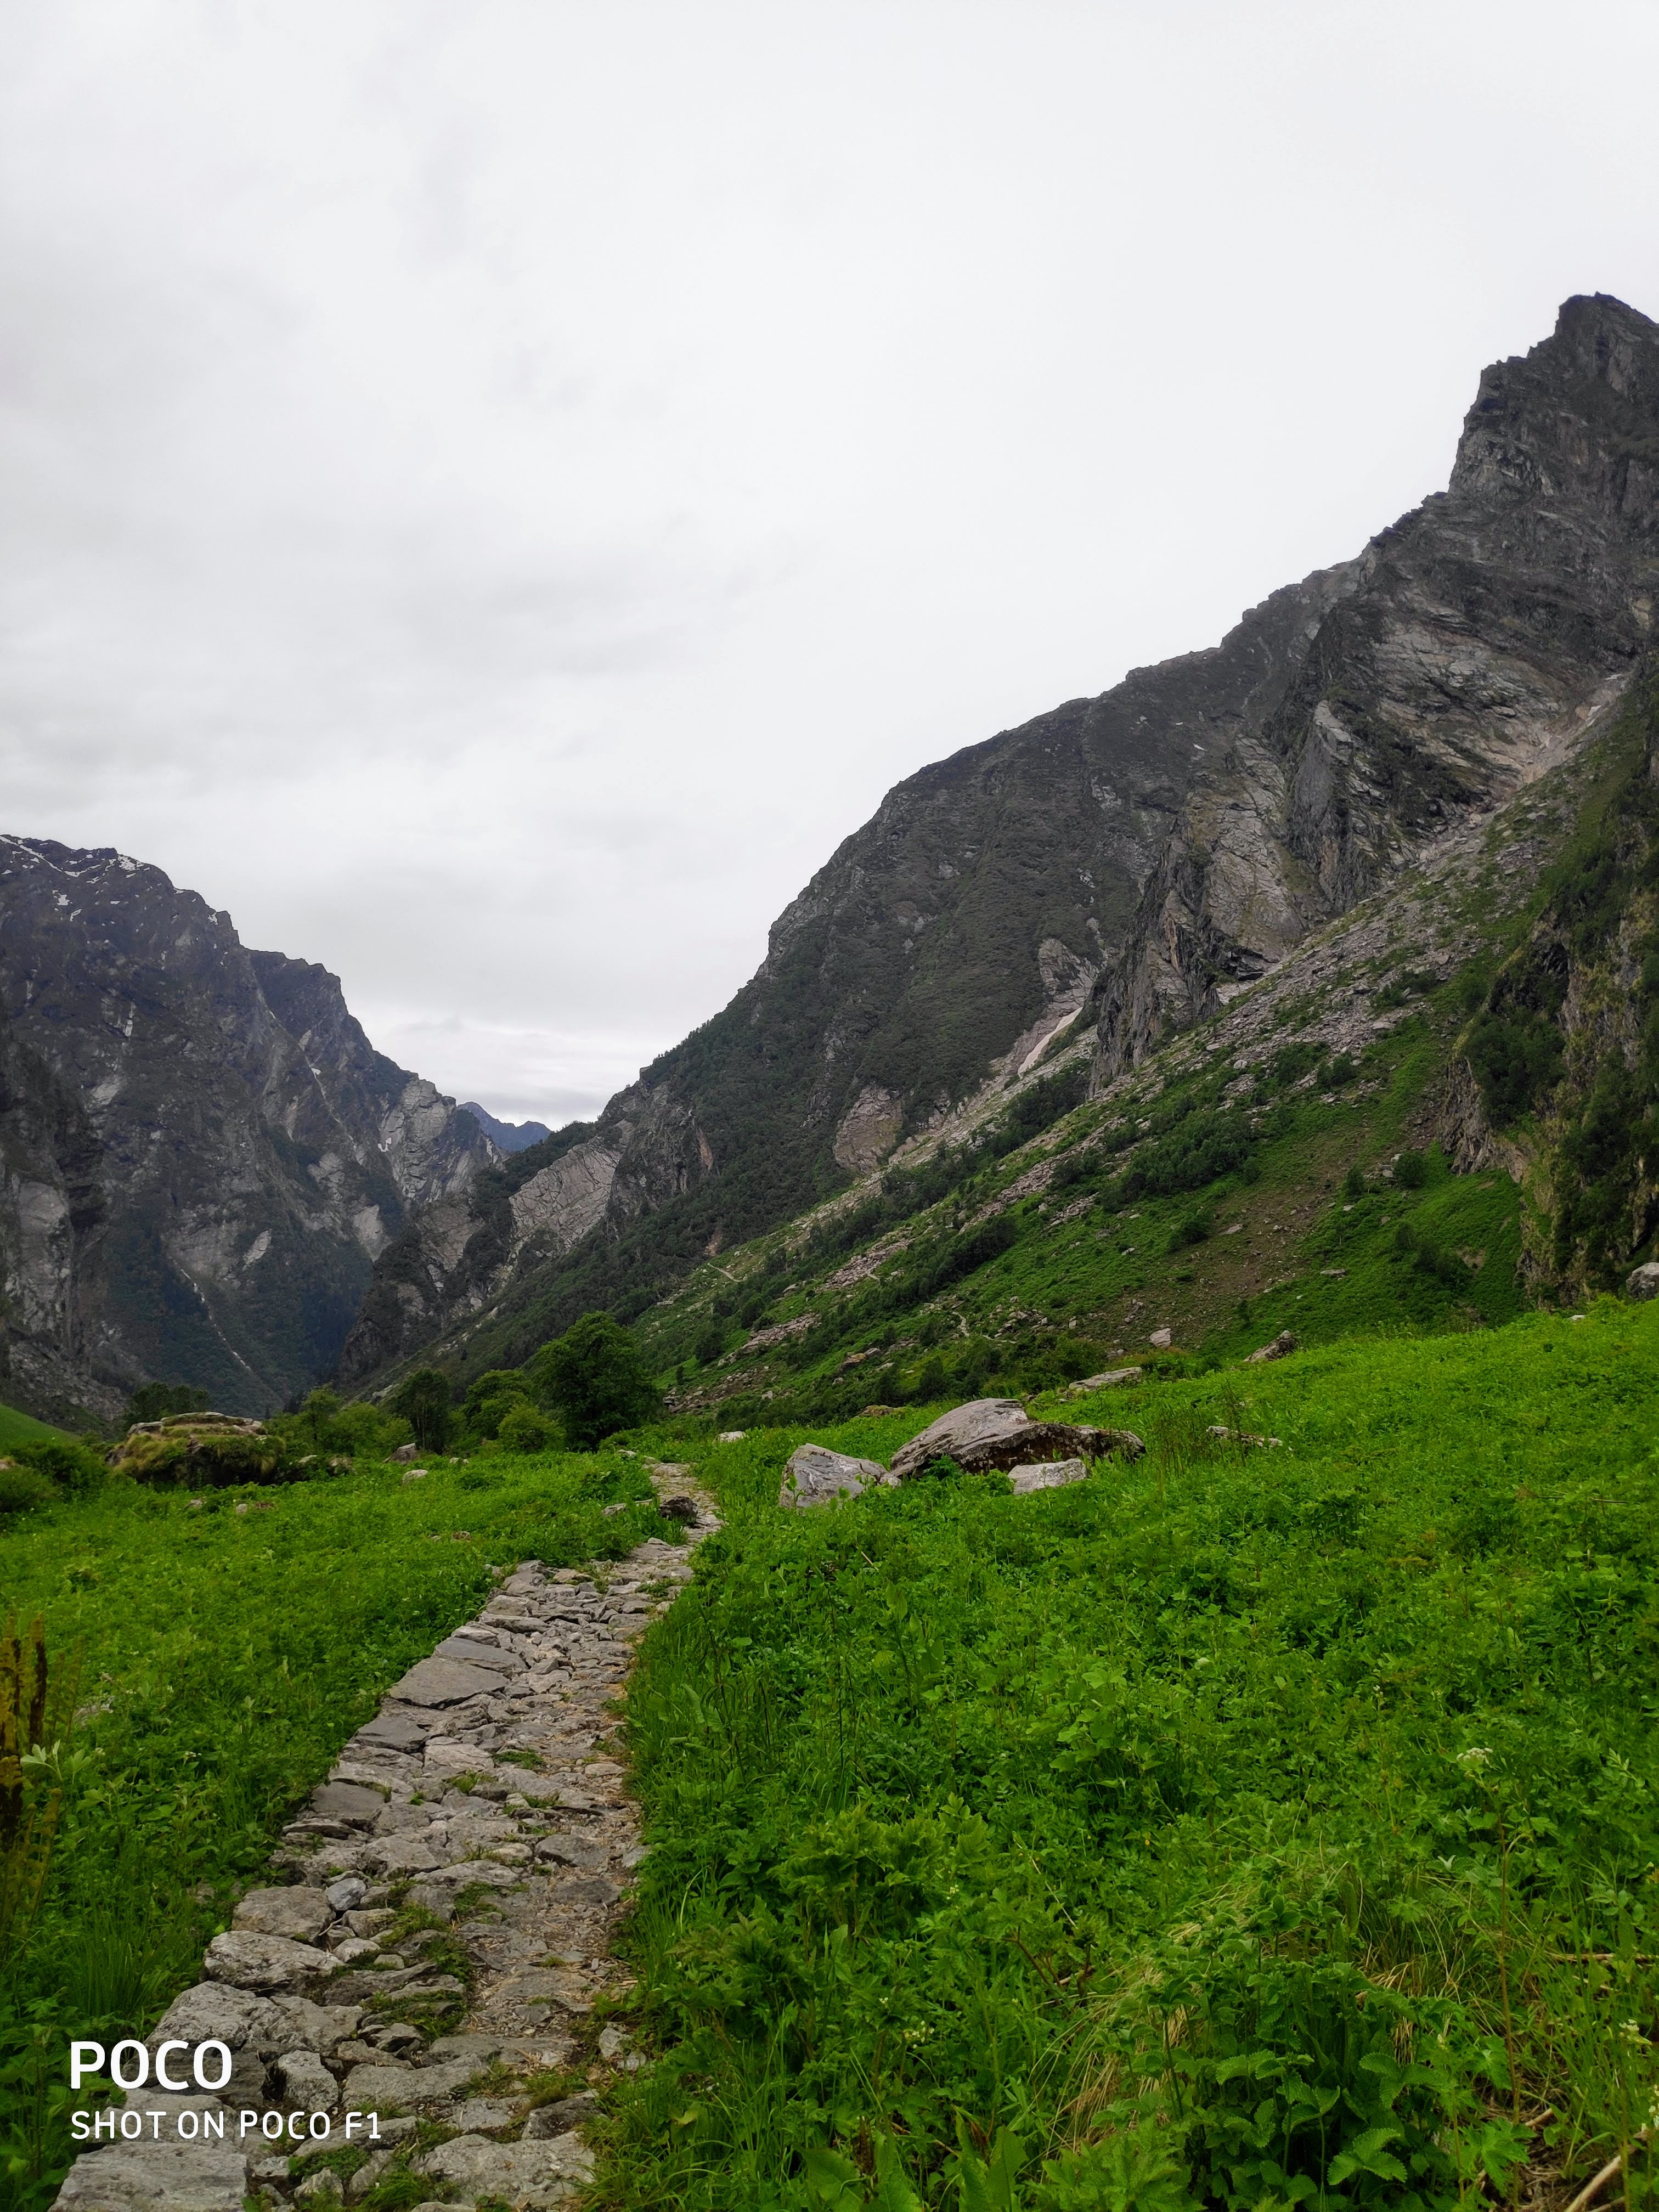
[1094,295,1659,1079]
[0,839,496,1417]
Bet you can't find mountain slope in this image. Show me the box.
[341,292,1659,1397]
[0,838,496,1420]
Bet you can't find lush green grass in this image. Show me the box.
[0,1402,71,1455]
[606,1304,1659,2210]
[0,1446,666,2210]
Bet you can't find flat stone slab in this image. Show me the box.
[354,1712,429,1751]
[431,1634,523,1673]
[418,2130,594,2208]
[1009,1458,1089,1494]
[390,1656,507,1707]
[309,1781,387,1825]
[202,1931,338,1994]
[341,2058,482,2110]
[56,2140,250,2212]
[231,1888,333,1943]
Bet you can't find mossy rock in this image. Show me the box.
[112,1414,302,1488]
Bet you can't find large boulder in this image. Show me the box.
[898,1407,1143,1478]
[231,1887,334,1942]
[110,1414,300,1488]
[202,1931,339,1994]
[890,1400,1031,1479]
[778,1443,894,1508]
[1626,1261,1659,1300]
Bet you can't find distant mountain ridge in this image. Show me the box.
[0,838,497,1420]
[460,1103,552,1155]
[337,291,1659,1396]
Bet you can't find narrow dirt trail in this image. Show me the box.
[57,1460,722,2212]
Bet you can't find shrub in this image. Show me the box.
[1167,1211,1211,1251]
[1342,1163,1366,1200]
[0,1464,55,1516]
[693,1324,727,1367]
[13,1438,107,1497]
[1393,1149,1429,1188]
[498,1404,556,1454]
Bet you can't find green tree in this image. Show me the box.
[461,1368,532,1442]
[391,1368,454,1454]
[531,1313,660,1448]
[125,1383,208,1430]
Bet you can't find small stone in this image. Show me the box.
[1626,1261,1659,1300]
[274,2049,340,2109]
[1007,1458,1088,1494]
[331,1937,382,1966]
[326,1876,368,1912]
[449,2098,516,2131]
[716,1430,746,1442]
[401,1469,427,1483]
[1245,1328,1297,1363]
[523,2092,598,2138]
[295,2170,342,2203]
[597,2025,628,2060]
[1148,1327,1173,1349]
[1066,1368,1143,1392]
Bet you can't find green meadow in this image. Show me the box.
[607,1305,1659,2210]
[2,1299,1657,2212]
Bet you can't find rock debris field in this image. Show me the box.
[56,1464,717,2212]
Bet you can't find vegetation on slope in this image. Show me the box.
[608,1306,1659,2210]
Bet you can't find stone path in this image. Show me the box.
[57,1460,718,2212]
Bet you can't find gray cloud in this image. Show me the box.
[3,1,1658,1121]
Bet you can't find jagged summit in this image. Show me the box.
[1092,291,1659,1080]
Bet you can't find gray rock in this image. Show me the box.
[202,1932,339,1994]
[272,2050,339,2109]
[294,2168,343,2204]
[266,1998,363,2056]
[523,2093,598,2139]
[449,2099,516,2131]
[425,2033,503,2067]
[353,1714,428,1753]
[392,1443,420,1463]
[232,1887,334,1943]
[309,1782,387,1826]
[1068,1367,1143,1391]
[408,1857,522,1892]
[778,1443,894,1508]
[1245,1329,1297,1363]
[360,1835,441,1876]
[417,2131,594,2208]
[552,1873,620,1909]
[391,1656,507,1707]
[325,1877,368,1912]
[535,1833,610,1870]
[1627,1261,1659,1299]
[1008,1458,1089,1494]
[56,2138,250,2212]
[890,1400,1030,1480]
[431,1634,524,1674]
[340,2058,481,2109]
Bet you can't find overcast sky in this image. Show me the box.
[3,2,1657,1126]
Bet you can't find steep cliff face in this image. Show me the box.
[338,563,1355,1383]
[344,292,1659,1393]
[1093,294,1659,1079]
[0,839,496,1418]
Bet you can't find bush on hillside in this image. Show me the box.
[13,1437,108,1497]
[0,1462,55,1515]
[498,1403,556,1453]
[461,1368,533,1442]
[531,1312,661,1448]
